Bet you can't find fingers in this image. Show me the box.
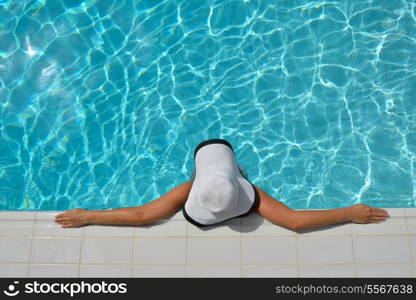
[371,216,388,222]
[55,218,64,224]
[60,221,75,228]
[372,212,389,218]
[54,213,73,227]
[370,207,389,217]
[368,217,387,223]
[54,212,67,222]
[369,210,389,223]
[56,220,70,227]
[55,217,64,224]
[367,207,389,224]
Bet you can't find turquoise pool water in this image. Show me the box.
[0,0,415,210]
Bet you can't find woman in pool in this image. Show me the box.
[55,139,389,229]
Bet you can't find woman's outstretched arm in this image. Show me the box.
[55,181,193,228]
[254,185,389,231]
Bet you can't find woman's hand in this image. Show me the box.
[55,208,89,228]
[347,204,389,224]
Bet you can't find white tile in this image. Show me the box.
[35,212,59,222]
[241,213,297,236]
[82,225,133,237]
[353,236,412,264]
[187,219,241,237]
[405,208,416,234]
[187,265,241,277]
[240,212,275,227]
[410,235,416,263]
[0,221,34,236]
[187,238,241,265]
[133,238,186,265]
[35,212,82,237]
[352,208,407,235]
[135,220,187,237]
[386,208,405,216]
[298,223,352,236]
[0,212,35,236]
[356,264,414,277]
[243,265,298,277]
[241,224,295,236]
[169,210,187,221]
[35,212,59,220]
[0,211,36,221]
[29,264,79,277]
[404,208,416,215]
[80,265,131,277]
[31,237,81,264]
[242,237,297,265]
[299,265,355,277]
[132,265,186,277]
[0,264,29,277]
[0,237,32,262]
[81,238,133,264]
[298,236,354,264]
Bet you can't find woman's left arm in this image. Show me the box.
[254,185,389,231]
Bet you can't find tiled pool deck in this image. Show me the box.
[0,208,415,278]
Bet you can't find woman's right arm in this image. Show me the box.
[55,181,193,228]
[254,185,389,231]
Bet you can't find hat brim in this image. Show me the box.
[183,139,259,226]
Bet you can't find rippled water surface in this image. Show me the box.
[0,0,415,210]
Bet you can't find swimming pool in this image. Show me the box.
[0,0,415,210]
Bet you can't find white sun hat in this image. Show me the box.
[183,139,259,227]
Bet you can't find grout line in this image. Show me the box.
[2,262,414,267]
[351,230,357,278]
[185,220,189,278]
[4,232,416,238]
[26,212,37,277]
[405,210,411,233]
[405,210,415,265]
[77,227,85,278]
[295,235,300,278]
[239,219,243,278]
[130,230,136,278]
[408,235,415,265]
